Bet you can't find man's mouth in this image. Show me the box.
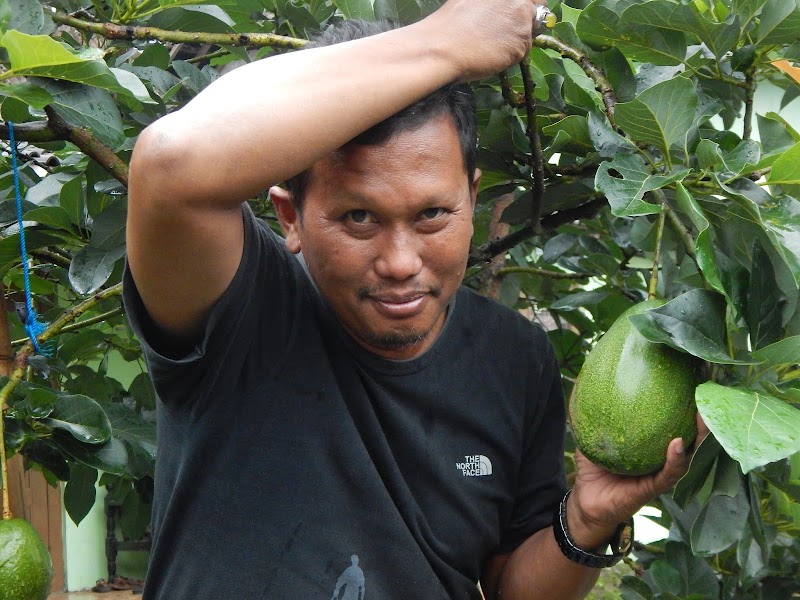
[367,292,427,318]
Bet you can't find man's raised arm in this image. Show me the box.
[126,0,543,347]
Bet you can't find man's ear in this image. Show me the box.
[270,186,302,254]
[470,168,482,210]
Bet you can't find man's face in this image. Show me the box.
[275,114,479,361]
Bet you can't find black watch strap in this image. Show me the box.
[552,490,634,569]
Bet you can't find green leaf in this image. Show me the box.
[69,244,127,295]
[587,112,638,158]
[691,488,750,555]
[621,0,741,59]
[0,83,53,109]
[615,76,699,157]
[767,141,800,186]
[147,4,235,32]
[673,183,724,295]
[91,198,127,249]
[0,31,151,103]
[64,463,98,526]
[119,487,152,540]
[541,115,592,154]
[23,205,76,233]
[620,576,654,600]
[102,402,156,479]
[695,382,800,473]
[595,153,689,216]
[747,238,785,350]
[752,336,800,369]
[664,541,721,596]
[695,139,760,178]
[627,289,755,364]
[53,430,129,475]
[7,0,52,35]
[36,79,125,150]
[576,0,687,65]
[757,113,799,154]
[374,0,420,22]
[674,434,721,508]
[42,393,112,444]
[758,0,800,44]
[334,0,375,20]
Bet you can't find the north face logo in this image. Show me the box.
[456,455,493,476]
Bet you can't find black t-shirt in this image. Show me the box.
[123,205,567,600]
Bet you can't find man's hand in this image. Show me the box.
[567,413,710,548]
[419,0,547,82]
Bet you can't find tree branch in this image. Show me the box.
[467,197,605,266]
[0,121,58,143]
[533,35,616,122]
[743,66,757,140]
[519,60,545,234]
[498,69,525,108]
[498,266,589,280]
[0,283,123,411]
[50,11,307,49]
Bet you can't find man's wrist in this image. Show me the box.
[564,490,619,551]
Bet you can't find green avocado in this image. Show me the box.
[0,518,53,600]
[569,299,701,476]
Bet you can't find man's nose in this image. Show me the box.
[373,229,423,280]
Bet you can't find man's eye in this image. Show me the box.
[346,210,373,224]
[419,207,446,220]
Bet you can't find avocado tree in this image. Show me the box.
[1,0,799,597]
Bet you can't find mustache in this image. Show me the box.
[357,285,442,300]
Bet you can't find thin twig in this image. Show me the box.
[533,35,616,122]
[50,11,306,49]
[0,284,123,411]
[498,266,589,280]
[519,60,545,234]
[743,66,757,140]
[467,197,605,266]
[11,307,124,346]
[498,70,525,108]
[648,206,667,300]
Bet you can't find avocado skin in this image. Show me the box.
[569,299,700,476]
[0,518,53,600]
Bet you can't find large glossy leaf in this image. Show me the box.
[695,382,800,473]
[767,141,800,186]
[587,111,638,158]
[69,244,126,295]
[695,139,760,179]
[621,1,741,59]
[374,0,420,22]
[102,402,156,480]
[64,463,98,526]
[758,0,800,45]
[615,76,699,157]
[147,4,235,32]
[628,289,755,364]
[752,336,800,369]
[673,434,722,509]
[673,183,724,295]
[334,0,375,20]
[36,79,125,150]
[0,31,152,103]
[747,238,785,350]
[0,83,53,109]
[691,486,750,555]
[53,430,128,475]
[7,0,52,35]
[595,153,689,216]
[42,393,112,444]
[576,0,687,65]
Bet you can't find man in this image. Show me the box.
[125,1,703,598]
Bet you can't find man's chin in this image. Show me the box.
[362,329,428,351]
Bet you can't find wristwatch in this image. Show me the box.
[552,490,634,568]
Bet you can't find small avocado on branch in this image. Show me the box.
[569,299,702,476]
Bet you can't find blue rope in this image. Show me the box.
[8,122,51,356]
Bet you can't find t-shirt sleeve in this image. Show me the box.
[497,328,568,553]
[123,204,303,411]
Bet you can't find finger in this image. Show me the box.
[651,437,691,493]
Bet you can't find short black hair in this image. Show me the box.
[283,19,477,211]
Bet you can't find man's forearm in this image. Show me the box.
[495,527,603,600]
[138,20,459,207]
